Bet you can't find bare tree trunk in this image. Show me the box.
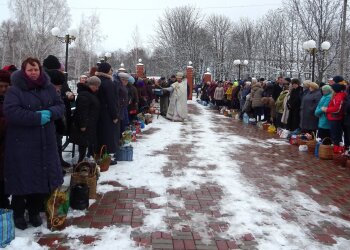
[339,0,347,75]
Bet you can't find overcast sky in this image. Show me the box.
[0,0,283,53]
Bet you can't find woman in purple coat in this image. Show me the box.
[4,57,64,230]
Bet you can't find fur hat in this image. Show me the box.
[43,55,61,70]
[0,69,11,83]
[46,69,65,86]
[333,75,344,84]
[331,83,345,93]
[118,72,131,80]
[97,62,111,74]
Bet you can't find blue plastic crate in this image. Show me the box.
[117,146,133,161]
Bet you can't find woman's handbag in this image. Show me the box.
[70,161,97,199]
[94,145,111,172]
[46,187,70,231]
[318,137,334,160]
[0,209,15,247]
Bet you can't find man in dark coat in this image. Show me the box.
[70,76,101,162]
[4,57,64,229]
[272,76,285,101]
[156,76,170,116]
[96,62,119,164]
[43,55,74,169]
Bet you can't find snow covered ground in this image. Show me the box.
[6,100,350,249]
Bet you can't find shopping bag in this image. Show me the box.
[70,161,97,199]
[0,209,15,247]
[46,187,70,231]
[267,124,276,133]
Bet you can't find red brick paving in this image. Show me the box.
[36,103,350,249]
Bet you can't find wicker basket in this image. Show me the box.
[94,145,111,172]
[70,161,97,199]
[319,137,334,160]
[306,140,317,154]
[297,138,308,145]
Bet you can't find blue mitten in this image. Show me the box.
[40,113,50,125]
[38,110,52,118]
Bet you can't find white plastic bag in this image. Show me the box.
[298,145,308,152]
[279,129,290,139]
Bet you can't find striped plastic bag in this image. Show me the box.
[0,209,15,247]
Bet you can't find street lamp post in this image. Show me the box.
[303,40,331,82]
[233,60,248,80]
[51,27,77,80]
[100,52,112,63]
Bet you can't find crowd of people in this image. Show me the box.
[5,54,346,232]
[199,76,350,154]
[0,55,187,230]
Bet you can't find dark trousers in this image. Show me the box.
[12,193,47,219]
[275,113,284,128]
[329,120,343,145]
[263,106,271,122]
[317,128,331,141]
[56,134,63,162]
[78,145,96,162]
[253,107,264,121]
[0,181,9,209]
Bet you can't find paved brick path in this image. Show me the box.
[36,103,350,249]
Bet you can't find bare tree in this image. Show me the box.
[9,0,71,61]
[206,14,232,80]
[155,5,204,75]
[289,0,342,82]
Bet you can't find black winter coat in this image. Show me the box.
[126,83,139,112]
[287,86,303,131]
[70,85,100,147]
[96,72,119,153]
[4,70,64,195]
[344,90,350,126]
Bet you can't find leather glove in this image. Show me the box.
[40,113,50,125]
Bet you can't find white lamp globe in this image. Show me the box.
[234,60,241,65]
[188,61,192,66]
[243,60,249,65]
[138,58,142,63]
[51,27,60,36]
[105,52,111,58]
[321,41,331,51]
[308,40,316,49]
[302,41,309,50]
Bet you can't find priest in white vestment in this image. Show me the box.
[163,72,188,122]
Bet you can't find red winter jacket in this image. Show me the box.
[326,92,347,121]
